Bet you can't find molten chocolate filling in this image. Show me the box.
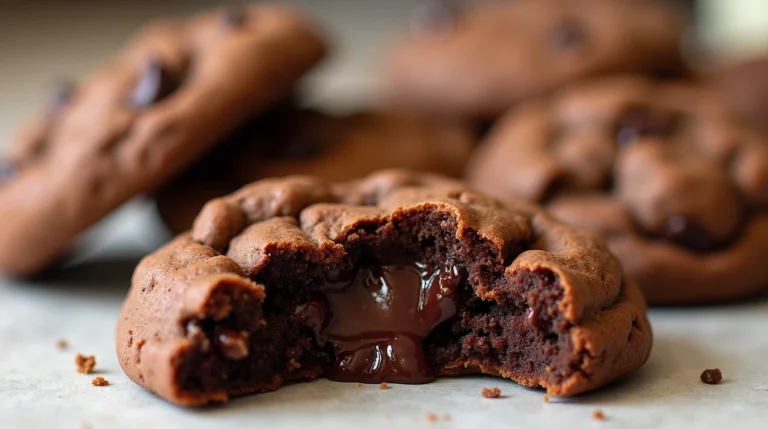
[296,260,462,384]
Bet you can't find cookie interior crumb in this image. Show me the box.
[75,354,96,374]
[92,376,109,387]
[592,410,605,420]
[481,386,502,398]
[701,368,723,384]
[543,394,550,403]
[426,413,438,423]
[379,382,389,390]
[56,339,68,350]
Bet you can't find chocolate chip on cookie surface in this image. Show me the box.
[0,4,327,276]
[118,170,651,406]
[155,107,477,234]
[386,0,687,118]
[467,75,768,305]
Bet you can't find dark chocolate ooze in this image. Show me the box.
[410,0,455,37]
[615,105,678,146]
[0,160,18,184]
[548,19,586,51]
[221,3,247,29]
[130,57,178,109]
[297,260,462,384]
[663,215,716,252]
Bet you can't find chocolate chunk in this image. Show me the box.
[410,0,455,37]
[663,215,716,252]
[295,296,330,345]
[221,3,247,29]
[130,57,177,109]
[0,161,18,184]
[616,105,678,146]
[700,368,722,384]
[214,327,249,360]
[50,79,76,114]
[549,19,586,51]
[525,307,540,330]
[316,261,462,384]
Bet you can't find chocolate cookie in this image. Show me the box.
[117,170,651,406]
[386,0,687,118]
[708,56,768,131]
[0,4,327,277]
[467,75,768,305]
[155,107,477,234]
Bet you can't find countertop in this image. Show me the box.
[1,1,767,428]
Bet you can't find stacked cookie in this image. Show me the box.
[1,0,765,408]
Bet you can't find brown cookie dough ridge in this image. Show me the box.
[117,170,651,406]
[0,3,327,276]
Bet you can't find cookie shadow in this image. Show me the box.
[558,331,733,406]
[26,254,146,297]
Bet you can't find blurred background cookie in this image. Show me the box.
[707,56,768,131]
[466,75,768,305]
[385,0,689,119]
[0,4,327,276]
[155,106,477,234]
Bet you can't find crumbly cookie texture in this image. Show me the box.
[467,75,768,305]
[117,170,651,406]
[386,0,686,118]
[0,3,327,277]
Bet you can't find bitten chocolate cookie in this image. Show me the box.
[708,57,768,131]
[117,170,651,406]
[467,75,768,305]
[386,0,687,118]
[0,4,326,277]
[155,107,477,234]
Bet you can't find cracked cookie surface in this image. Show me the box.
[118,169,651,406]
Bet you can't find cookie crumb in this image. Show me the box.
[81,422,92,429]
[92,376,109,387]
[543,394,550,403]
[75,354,96,374]
[442,413,452,421]
[592,410,605,421]
[482,386,501,398]
[56,339,68,350]
[426,413,438,423]
[380,382,389,390]
[701,368,723,384]
[357,383,363,388]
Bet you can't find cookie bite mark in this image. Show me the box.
[118,171,651,406]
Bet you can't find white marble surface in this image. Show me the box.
[1,1,768,428]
